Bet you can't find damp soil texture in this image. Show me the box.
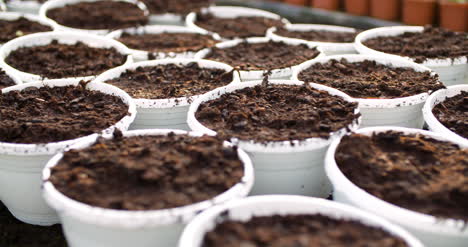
[205,41,320,71]
[49,133,244,210]
[0,202,67,247]
[195,13,285,39]
[0,82,129,144]
[5,40,127,79]
[336,131,468,221]
[274,27,358,43]
[117,32,217,54]
[0,17,52,44]
[363,27,468,63]
[195,83,359,142]
[203,214,408,247]
[0,69,15,89]
[432,91,468,139]
[142,0,212,15]
[46,1,148,30]
[298,59,445,99]
[105,62,234,99]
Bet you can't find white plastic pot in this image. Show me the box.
[39,0,150,35]
[1,66,22,87]
[106,25,219,61]
[355,26,468,86]
[93,58,240,130]
[293,54,443,128]
[4,0,41,14]
[179,195,424,247]
[188,80,360,197]
[186,6,290,41]
[267,24,357,55]
[42,129,254,247]
[423,85,468,146]
[0,12,55,46]
[195,37,324,81]
[0,31,132,83]
[0,79,136,225]
[148,2,215,26]
[325,126,468,247]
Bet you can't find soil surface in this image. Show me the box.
[0,17,52,44]
[142,0,212,15]
[298,59,445,99]
[0,69,15,89]
[49,132,244,210]
[196,83,359,142]
[46,1,148,30]
[203,214,408,247]
[117,32,217,54]
[0,81,129,144]
[105,62,234,99]
[363,27,468,63]
[0,202,67,247]
[195,13,285,39]
[274,27,358,43]
[336,131,468,221]
[432,91,468,138]
[5,40,127,79]
[205,41,320,71]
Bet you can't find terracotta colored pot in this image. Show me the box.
[345,0,370,15]
[285,0,309,5]
[370,0,401,20]
[312,0,341,10]
[439,0,468,32]
[402,0,437,25]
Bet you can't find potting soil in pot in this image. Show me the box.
[117,32,218,55]
[362,27,468,63]
[432,91,468,139]
[5,40,127,79]
[0,202,67,247]
[273,27,359,43]
[0,68,15,89]
[45,1,148,30]
[195,14,285,39]
[335,131,468,221]
[0,17,52,44]
[195,83,359,142]
[298,59,445,98]
[105,62,234,100]
[142,0,212,15]
[48,133,244,210]
[203,214,408,247]
[0,81,129,144]
[205,41,320,71]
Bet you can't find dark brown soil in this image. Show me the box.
[195,83,359,142]
[105,62,234,99]
[117,32,217,54]
[0,81,129,144]
[142,0,212,15]
[0,202,67,247]
[46,1,148,30]
[49,132,244,210]
[203,214,408,247]
[195,13,285,39]
[363,27,468,63]
[274,27,358,43]
[205,41,320,71]
[0,17,52,44]
[298,59,445,99]
[0,69,15,89]
[432,91,468,138]
[336,131,468,221]
[5,40,127,79]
